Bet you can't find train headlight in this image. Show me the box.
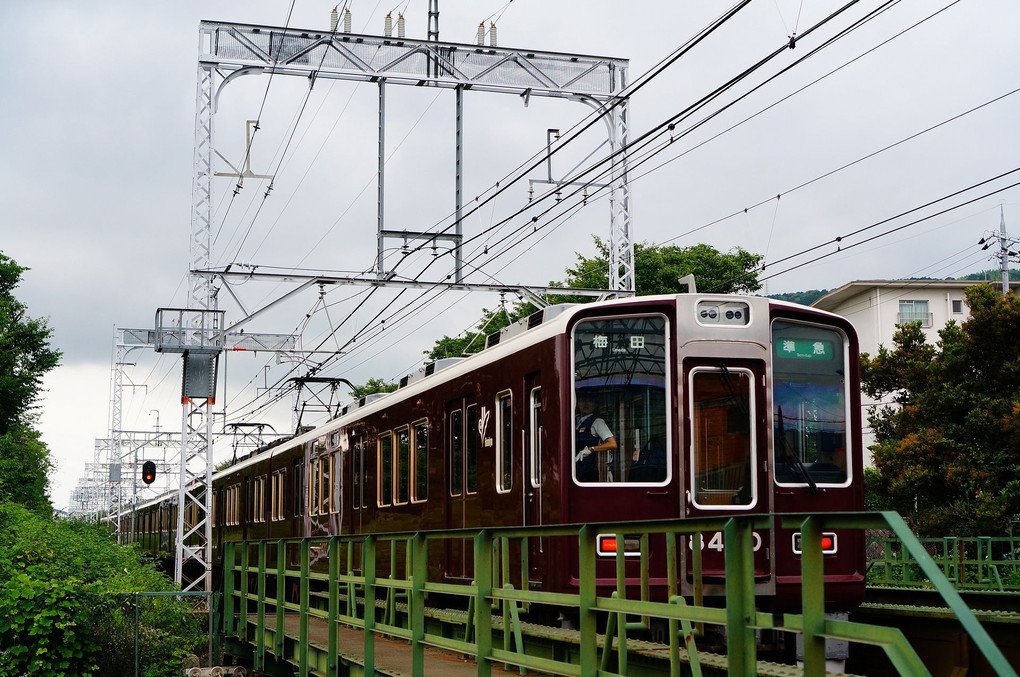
[792,531,838,555]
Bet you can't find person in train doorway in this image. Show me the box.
[575,392,618,482]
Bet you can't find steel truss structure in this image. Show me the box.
[161,19,634,594]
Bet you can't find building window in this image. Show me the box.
[952,299,964,314]
[898,300,931,327]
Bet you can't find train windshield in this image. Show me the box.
[572,314,669,485]
[772,320,850,486]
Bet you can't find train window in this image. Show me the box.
[395,426,411,505]
[378,432,393,506]
[320,454,332,515]
[572,314,670,485]
[413,420,429,502]
[772,320,850,487]
[466,405,478,493]
[309,459,317,516]
[449,409,463,496]
[689,367,756,509]
[530,388,542,489]
[496,392,513,493]
[331,452,341,514]
[352,437,366,509]
[292,460,303,517]
[246,478,254,523]
[271,469,286,521]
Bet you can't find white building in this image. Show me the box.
[811,279,992,465]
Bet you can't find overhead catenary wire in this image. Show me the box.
[219,0,905,420]
[221,0,971,424]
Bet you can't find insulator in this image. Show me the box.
[344,8,352,33]
[489,22,497,47]
[330,7,339,32]
[528,186,534,202]
[384,12,392,37]
[397,13,405,38]
[476,22,485,45]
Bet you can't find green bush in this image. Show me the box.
[0,502,203,676]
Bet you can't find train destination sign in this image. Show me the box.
[776,338,834,360]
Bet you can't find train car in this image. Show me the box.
[133,292,866,608]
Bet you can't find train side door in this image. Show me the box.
[445,398,479,579]
[524,380,544,581]
[682,361,771,585]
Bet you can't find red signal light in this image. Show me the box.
[142,460,156,485]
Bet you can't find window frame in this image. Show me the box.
[772,319,854,490]
[687,365,758,511]
[496,390,513,494]
[412,419,429,503]
[394,425,411,506]
[570,312,672,486]
[378,431,394,507]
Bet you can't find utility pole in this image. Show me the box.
[979,206,1016,297]
[1000,206,1010,297]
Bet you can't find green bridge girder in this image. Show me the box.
[219,512,1018,677]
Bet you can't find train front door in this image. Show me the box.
[445,398,479,580]
[682,360,772,589]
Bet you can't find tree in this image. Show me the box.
[0,502,203,676]
[861,284,1020,536]
[348,377,399,398]
[426,239,764,360]
[0,253,61,513]
[563,238,762,296]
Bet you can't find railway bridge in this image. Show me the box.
[210,511,1019,676]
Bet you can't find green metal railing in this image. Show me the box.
[221,511,1017,677]
[869,534,1020,591]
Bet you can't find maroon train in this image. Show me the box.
[132,293,866,607]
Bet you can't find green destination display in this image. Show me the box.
[775,338,834,360]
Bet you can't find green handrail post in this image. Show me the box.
[363,535,377,676]
[799,516,826,676]
[723,517,756,677]
[614,535,628,674]
[276,539,286,656]
[256,540,267,671]
[881,511,1018,677]
[328,536,340,677]
[601,590,619,674]
[299,538,310,677]
[578,524,598,677]
[474,529,493,677]
[411,533,427,676]
[240,541,250,641]
[223,541,236,638]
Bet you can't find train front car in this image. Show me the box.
[560,294,865,608]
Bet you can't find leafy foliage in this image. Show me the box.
[0,253,61,514]
[562,238,762,296]
[348,377,399,398]
[0,502,203,676]
[426,239,763,360]
[861,284,1020,536]
[768,289,829,306]
[957,268,1020,281]
[0,253,61,434]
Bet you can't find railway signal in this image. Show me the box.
[141,460,156,485]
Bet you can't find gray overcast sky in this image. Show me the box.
[1,0,1017,509]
